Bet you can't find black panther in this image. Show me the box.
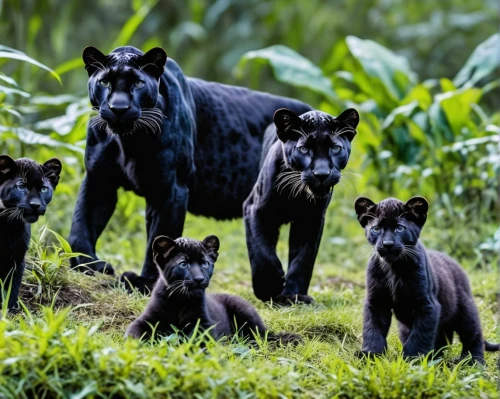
[244,108,358,304]
[69,46,311,290]
[0,155,62,310]
[354,196,499,363]
[125,234,301,345]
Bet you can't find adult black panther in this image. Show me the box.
[69,46,311,291]
[244,108,358,304]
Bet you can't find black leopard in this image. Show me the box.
[125,234,301,345]
[0,155,62,310]
[354,196,499,363]
[244,108,359,304]
[68,46,311,291]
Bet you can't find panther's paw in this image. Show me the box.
[252,272,285,302]
[120,272,156,294]
[272,293,314,306]
[355,350,382,359]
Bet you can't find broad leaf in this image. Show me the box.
[237,45,335,100]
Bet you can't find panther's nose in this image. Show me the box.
[29,198,41,210]
[382,240,395,248]
[193,276,205,285]
[313,169,331,182]
[108,103,131,118]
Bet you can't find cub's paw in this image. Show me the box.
[273,293,315,306]
[120,271,156,294]
[269,332,303,346]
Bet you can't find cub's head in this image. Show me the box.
[0,156,62,224]
[354,197,428,263]
[83,46,167,135]
[274,108,358,199]
[152,235,220,297]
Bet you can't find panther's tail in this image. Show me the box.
[267,332,303,346]
[484,340,500,351]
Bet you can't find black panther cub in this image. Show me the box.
[244,108,358,304]
[354,196,499,363]
[126,235,300,344]
[0,155,62,309]
[69,45,311,290]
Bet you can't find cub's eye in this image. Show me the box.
[331,145,342,154]
[99,79,110,88]
[134,80,145,88]
[16,183,27,192]
[41,186,49,193]
[395,225,405,233]
[371,226,381,234]
[178,261,188,269]
[297,146,308,154]
[202,261,210,269]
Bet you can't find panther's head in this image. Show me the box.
[83,46,167,135]
[274,108,359,199]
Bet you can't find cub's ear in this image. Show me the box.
[153,236,176,259]
[274,108,303,142]
[337,108,359,134]
[140,48,167,79]
[202,235,220,258]
[43,158,62,187]
[404,197,428,226]
[0,155,17,182]
[354,196,376,227]
[82,46,107,77]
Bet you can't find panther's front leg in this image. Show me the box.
[244,199,285,302]
[121,185,188,293]
[276,207,327,305]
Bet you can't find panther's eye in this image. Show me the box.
[395,225,405,233]
[134,80,145,88]
[371,226,381,234]
[202,261,210,269]
[41,186,49,194]
[16,182,27,192]
[297,146,308,154]
[99,79,110,88]
[178,261,188,269]
[331,145,342,154]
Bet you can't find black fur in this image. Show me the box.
[354,196,499,363]
[69,46,311,288]
[125,235,301,345]
[0,156,61,309]
[244,108,358,304]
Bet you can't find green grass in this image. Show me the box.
[0,192,498,398]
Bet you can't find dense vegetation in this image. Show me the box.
[0,1,498,397]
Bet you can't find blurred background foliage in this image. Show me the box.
[0,0,498,271]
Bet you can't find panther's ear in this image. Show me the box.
[403,197,428,226]
[43,158,62,188]
[337,108,359,141]
[140,48,167,79]
[274,108,302,142]
[82,46,107,77]
[354,196,376,227]
[153,236,176,259]
[202,235,220,261]
[0,155,17,182]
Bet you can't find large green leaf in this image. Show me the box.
[236,45,335,100]
[453,34,500,88]
[0,47,61,84]
[436,87,482,136]
[345,36,417,101]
